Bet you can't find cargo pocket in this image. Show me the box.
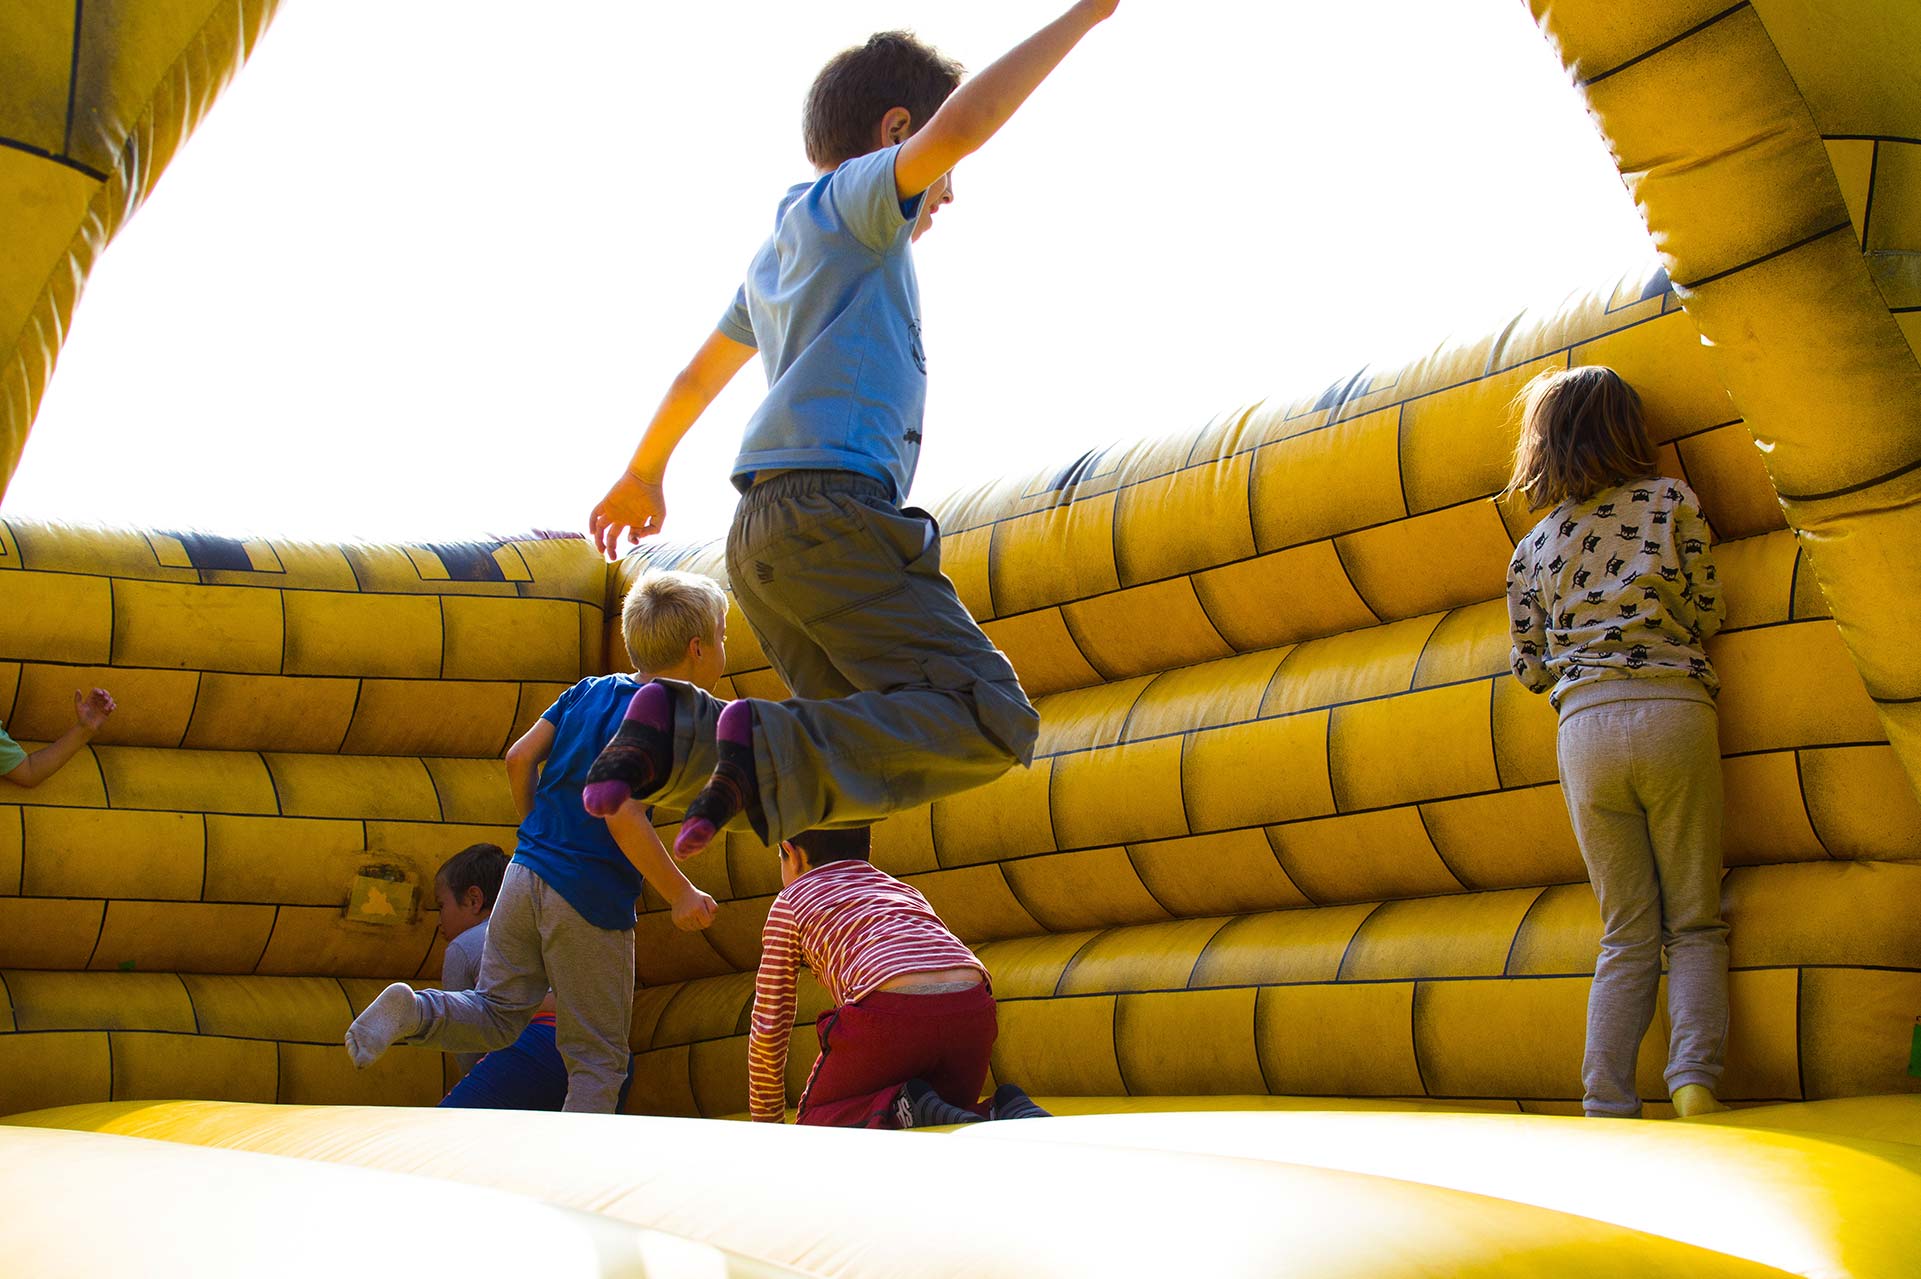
[855,499,941,575]
[919,651,1040,766]
[898,505,941,571]
[757,503,908,627]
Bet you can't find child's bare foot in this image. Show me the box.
[583,682,674,816]
[674,699,763,859]
[1671,1083,1728,1117]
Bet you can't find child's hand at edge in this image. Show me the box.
[74,688,115,734]
[589,472,668,559]
[671,885,719,932]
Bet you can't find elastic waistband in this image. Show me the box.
[742,469,893,507]
[854,982,995,1014]
[1558,675,1714,719]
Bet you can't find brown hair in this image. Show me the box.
[1502,366,1658,510]
[436,843,506,908]
[620,570,728,675]
[803,31,964,171]
[789,826,872,867]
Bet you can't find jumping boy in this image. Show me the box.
[750,826,1048,1127]
[581,3,1120,857]
[345,571,730,1112]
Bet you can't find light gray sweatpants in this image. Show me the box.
[407,862,633,1113]
[1558,691,1729,1118]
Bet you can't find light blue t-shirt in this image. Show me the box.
[512,675,645,931]
[721,145,928,500]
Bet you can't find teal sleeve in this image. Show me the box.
[0,723,27,776]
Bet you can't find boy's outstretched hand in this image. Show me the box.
[589,472,668,558]
[74,688,116,734]
[593,330,756,559]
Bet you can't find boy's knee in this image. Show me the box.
[481,998,540,1037]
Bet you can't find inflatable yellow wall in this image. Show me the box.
[608,263,1921,1117]
[2,1,1919,1274]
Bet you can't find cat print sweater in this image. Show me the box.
[1507,476,1725,714]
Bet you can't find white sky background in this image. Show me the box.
[10,0,1657,547]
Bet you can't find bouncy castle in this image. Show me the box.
[2,2,1919,1275]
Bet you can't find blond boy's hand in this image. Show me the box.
[74,688,116,735]
[671,886,719,931]
[589,472,668,558]
[1078,0,1119,20]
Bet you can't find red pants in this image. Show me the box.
[795,985,998,1129]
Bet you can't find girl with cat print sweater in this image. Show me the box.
[1505,366,1729,1122]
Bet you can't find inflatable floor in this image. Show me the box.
[2,0,1918,1274]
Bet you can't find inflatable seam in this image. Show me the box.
[1579,2,1752,87]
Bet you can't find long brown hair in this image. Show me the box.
[1502,366,1657,510]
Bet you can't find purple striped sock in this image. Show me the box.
[674,699,761,858]
[582,681,674,817]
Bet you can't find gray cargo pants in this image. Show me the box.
[648,470,1039,844]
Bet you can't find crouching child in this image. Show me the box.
[750,826,1048,1127]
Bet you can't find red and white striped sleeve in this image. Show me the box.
[747,893,801,1123]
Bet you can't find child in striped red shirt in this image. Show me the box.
[749,826,1049,1127]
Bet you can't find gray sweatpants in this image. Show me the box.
[649,470,1040,845]
[408,862,633,1113]
[1558,693,1730,1117]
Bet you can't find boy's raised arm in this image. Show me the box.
[590,328,758,558]
[894,0,1118,201]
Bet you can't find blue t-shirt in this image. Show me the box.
[513,675,645,930]
[721,145,928,501]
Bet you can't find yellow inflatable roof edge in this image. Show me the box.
[1,0,280,502]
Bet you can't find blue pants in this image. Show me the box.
[439,1020,635,1112]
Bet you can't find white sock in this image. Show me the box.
[344,982,423,1069]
